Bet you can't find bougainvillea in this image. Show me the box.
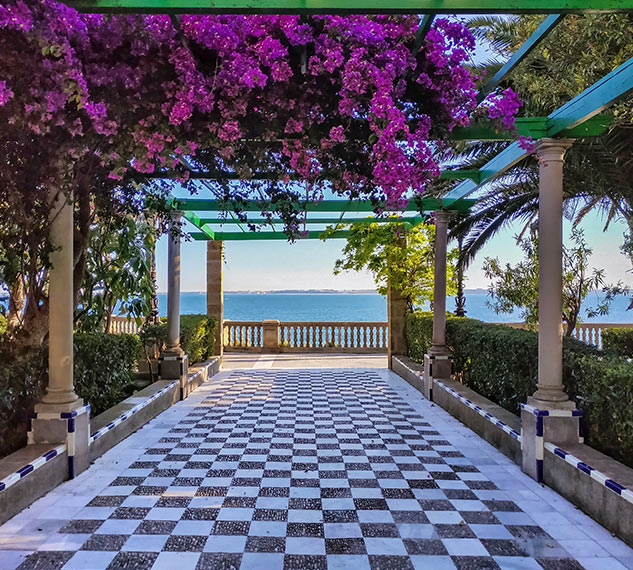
[0,0,524,343]
[0,1,522,218]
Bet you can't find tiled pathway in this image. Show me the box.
[2,364,633,570]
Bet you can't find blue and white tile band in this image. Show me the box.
[90,380,178,443]
[435,380,522,441]
[544,442,633,505]
[0,444,66,492]
[521,404,583,483]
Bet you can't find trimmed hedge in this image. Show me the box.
[602,327,633,358]
[406,311,633,468]
[0,332,142,459]
[74,333,142,416]
[140,314,218,363]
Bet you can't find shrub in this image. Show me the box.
[140,315,218,363]
[74,333,143,416]
[602,327,633,358]
[572,354,633,465]
[0,332,142,459]
[405,311,633,468]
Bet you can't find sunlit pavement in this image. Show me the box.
[2,356,632,570]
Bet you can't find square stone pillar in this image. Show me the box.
[263,320,280,353]
[206,241,224,356]
[387,282,407,369]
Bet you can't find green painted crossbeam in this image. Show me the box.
[476,15,564,104]
[444,55,633,202]
[197,215,425,225]
[68,0,633,14]
[190,229,352,241]
[174,197,475,213]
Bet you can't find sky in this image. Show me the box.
[155,207,632,293]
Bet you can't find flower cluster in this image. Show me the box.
[0,2,523,234]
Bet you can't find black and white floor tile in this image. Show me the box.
[2,367,632,570]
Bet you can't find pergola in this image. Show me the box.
[38,0,633,483]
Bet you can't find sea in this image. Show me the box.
[155,291,633,324]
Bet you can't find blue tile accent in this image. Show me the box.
[544,442,633,505]
[435,380,522,441]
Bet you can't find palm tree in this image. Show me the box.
[434,14,633,295]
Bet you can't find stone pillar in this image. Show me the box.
[521,138,580,481]
[206,240,224,356]
[387,281,407,369]
[30,189,90,477]
[159,211,188,396]
[529,138,575,409]
[423,211,452,398]
[263,320,280,353]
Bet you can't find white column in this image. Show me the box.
[430,210,451,357]
[529,138,574,408]
[166,211,183,354]
[39,189,81,410]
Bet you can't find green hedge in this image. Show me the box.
[406,311,633,468]
[140,314,218,363]
[602,327,633,358]
[0,332,142,459]
[74,333,142,416]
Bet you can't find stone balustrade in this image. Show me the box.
[108,315,632,352]
[223,320,389,353]
[497,322,633,349]
[108,315,142,334]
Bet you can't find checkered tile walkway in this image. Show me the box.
[3,367,632,569]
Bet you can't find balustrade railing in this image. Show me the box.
[223,320,388,352]
[497,322,633,349]
[223,321,264,349]
[108,315,142,334]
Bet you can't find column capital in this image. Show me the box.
[433,209,452,224]
[169,209,184,221]
[534,138,574,162]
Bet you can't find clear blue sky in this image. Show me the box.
[155,199,632,293]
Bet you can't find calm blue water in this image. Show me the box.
[156,292,633,323]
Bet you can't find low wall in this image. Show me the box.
[544,442,633,546]
[0,445,68,525]
[392,356,521,464]
[392,354,633,548]
[0,356,221,526]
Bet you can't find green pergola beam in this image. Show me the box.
[444,54,633,202]
[190,230,352,241]
[174,197,475,213]
[197,216,423,225]
[68,0,633,14]
[412,15,434,54]
[476,14,564,104]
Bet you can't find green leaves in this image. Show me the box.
[483,228,621,334]
[406,311,633,468]
[333,221,458,310]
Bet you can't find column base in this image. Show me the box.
[28,404,91,478]
[520,403,582,482]
[527,394,576,410]
[423,353,453,400]
[159,352,189,399]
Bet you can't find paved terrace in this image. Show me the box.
[2,355,632,570]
